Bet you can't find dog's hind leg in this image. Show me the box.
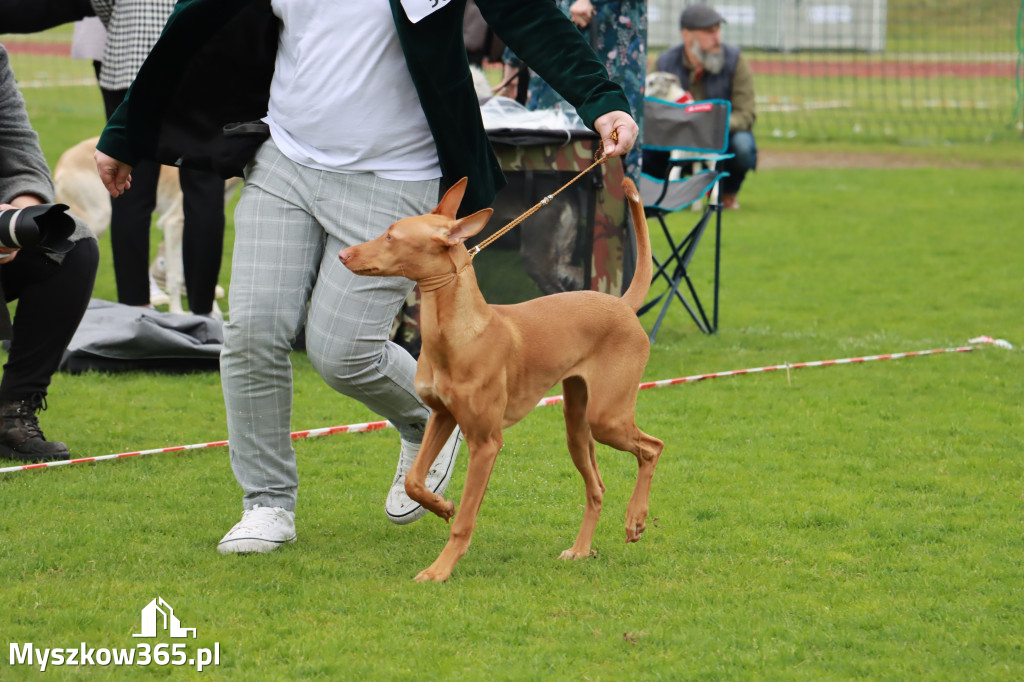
[559,376,605,560]
[620,428,663,543]
[414,426,503,583]
[587,385,664,545]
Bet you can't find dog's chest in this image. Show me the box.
[414,353,491,412]
[414,359,452,410]
[416,381,446,410]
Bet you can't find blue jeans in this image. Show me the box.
[719,130,757,196]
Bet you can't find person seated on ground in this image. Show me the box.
[643,3,757,209]
[0,0,225,314]
[0,44,99,462]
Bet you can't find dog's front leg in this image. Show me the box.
[405,409,459,521]
[414,428,503,583]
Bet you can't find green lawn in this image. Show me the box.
[1,79,1023,680]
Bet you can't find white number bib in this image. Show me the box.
[400,0,453,24]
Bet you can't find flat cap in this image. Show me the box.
[680,4,726,30]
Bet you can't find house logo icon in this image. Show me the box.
[132,597,197,639]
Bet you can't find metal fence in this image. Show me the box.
[4,1,1024,145]
[649,0,1024,142]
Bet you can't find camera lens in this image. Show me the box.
[0,203,75,254]
[0,207,42,248]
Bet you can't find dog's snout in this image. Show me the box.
[338,247,352,264]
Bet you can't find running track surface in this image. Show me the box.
[4,41,1016,79]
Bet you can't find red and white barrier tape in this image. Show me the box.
[0,420,392,475]
[0,336,1013,475]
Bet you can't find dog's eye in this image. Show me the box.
[385,233,393,241]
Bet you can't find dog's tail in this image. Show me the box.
[620,178,653,313]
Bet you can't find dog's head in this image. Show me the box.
[645,71,686,102]
[338,178,493,282]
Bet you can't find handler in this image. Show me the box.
[94,0,638,554]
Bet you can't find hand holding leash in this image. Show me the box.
[593,110,638,158]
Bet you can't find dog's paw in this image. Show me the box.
[434,499,456,522]
[624,520,646,543]
[413,567,451,583]
[622,516,647,540]
[558,548,596,560]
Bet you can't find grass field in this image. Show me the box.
[2,71,1024,679]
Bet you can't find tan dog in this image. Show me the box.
[339,177,663,582]
[53,136,234,317]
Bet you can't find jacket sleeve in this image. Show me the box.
[729,52,757,132]
[0,48,55,205]
[96,0,277,173]
[477,0,630,128]
[96,94,137,165]
[0,0,94,33]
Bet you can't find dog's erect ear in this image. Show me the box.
[436,208,493,246]
[432,177,469,219]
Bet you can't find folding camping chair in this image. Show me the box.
[638,97,732,341]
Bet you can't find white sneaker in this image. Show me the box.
[217,504,296,554]
[385,426,463,525]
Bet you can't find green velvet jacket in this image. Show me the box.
[97,0,631,213]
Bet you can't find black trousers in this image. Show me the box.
[102,88,226,314]
[0,238,99,401]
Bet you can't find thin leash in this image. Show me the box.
[418,135,615,292]
[467,132,617,258]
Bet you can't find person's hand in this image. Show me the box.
[569,0,595,27]
[593,111,639,158]
[0,204,21,264]
[94,149,134,198]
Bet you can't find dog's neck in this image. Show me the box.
[418,249,470,293]
[417,240,476,292]
[418,245,492,356]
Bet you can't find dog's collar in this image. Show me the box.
[419,260,472,293]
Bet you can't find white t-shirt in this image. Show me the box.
[265,0,441,180]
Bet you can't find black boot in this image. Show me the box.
[0,394,70,462]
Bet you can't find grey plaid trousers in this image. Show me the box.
[223,138,440,511]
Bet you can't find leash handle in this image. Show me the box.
[469,133,617,258]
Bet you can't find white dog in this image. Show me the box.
[645,71,688,103]
[54,137,236,318]
[644,72,709,209]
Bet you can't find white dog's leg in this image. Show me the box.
[157,202,186,315]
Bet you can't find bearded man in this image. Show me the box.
[648,4,757,209]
